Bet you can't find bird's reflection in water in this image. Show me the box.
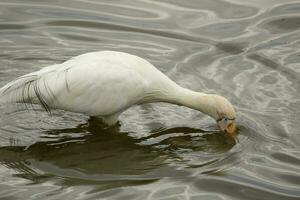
[0,118,236,186]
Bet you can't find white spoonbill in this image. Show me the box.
[0,51,236,137]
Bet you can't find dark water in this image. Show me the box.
[0,0,300,199]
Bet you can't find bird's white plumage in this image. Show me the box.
[0,51,236,130]
[0,51,178,124]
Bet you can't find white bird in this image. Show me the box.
[0,51,236,137]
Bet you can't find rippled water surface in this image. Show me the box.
[0,0,300,199]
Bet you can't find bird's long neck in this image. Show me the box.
[171,87,215,117]
[142,84,216,119]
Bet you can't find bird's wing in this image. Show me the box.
[0,52,148,116]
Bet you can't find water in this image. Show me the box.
[0,0,299,199]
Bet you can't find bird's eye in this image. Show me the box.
[224,118,228,122]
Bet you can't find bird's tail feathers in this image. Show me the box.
[0,75,54,113]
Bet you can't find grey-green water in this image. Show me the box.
[0,0,300,199]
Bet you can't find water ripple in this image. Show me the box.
[0,0,300,199]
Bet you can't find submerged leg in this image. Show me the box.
[90,113,120,128]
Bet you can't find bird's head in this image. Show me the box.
[205,95,237,138]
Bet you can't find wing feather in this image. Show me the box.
[0,51,149,117]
